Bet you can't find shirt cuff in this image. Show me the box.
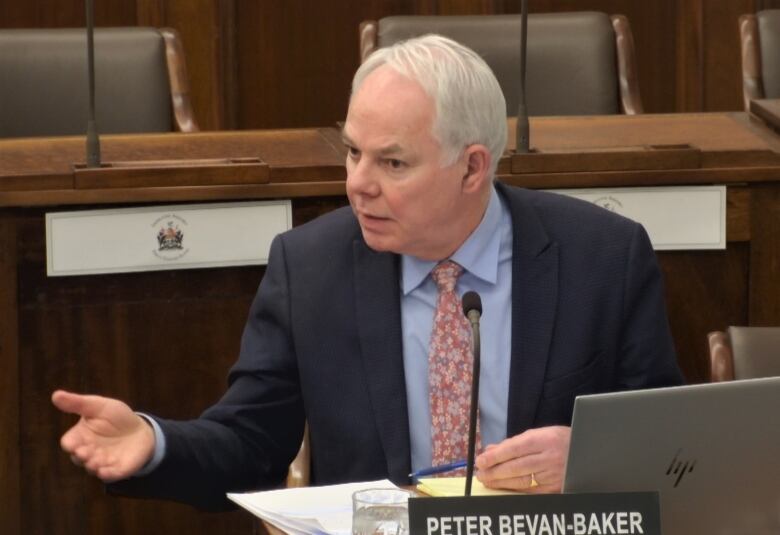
[133,413,167,477]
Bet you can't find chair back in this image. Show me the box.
[757,10,780,100]
[739,10,780,110]
[286,423,310,488]
[360,12,642,116]
[0,27,197,137]
[709,327,780,381]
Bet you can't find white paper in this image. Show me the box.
[228,479,399,535]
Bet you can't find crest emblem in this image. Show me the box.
[157,221,184,251]
[593,195,623,213]
[152,214,189,261]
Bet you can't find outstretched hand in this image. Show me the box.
[475,425,571,493]
[52,390,156,482]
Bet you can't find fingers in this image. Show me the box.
[476,431,540,473]
[481,473,556,493]
[484,473,536,490]
[60,424,87,454]
[477,451,544,487]
[69,443,101,473]
[476,426,571,493]
[68,445,123,482]
[53,389,155,482]
[52,390,115,420]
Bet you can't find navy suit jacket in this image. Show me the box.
[111,183,683,509]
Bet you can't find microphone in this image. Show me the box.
[461,291,482,497]
[85,0,101,168]
[515,0,530,153]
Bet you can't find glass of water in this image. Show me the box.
[352,488,412,535]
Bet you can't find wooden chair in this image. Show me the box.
[0,27,198,137]
[285,423,310,488]
[739,10,780,111]
[359,12,643,117]
[708,327,780,381]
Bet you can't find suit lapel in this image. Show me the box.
[353,240,411,482]
[498,184,559,436]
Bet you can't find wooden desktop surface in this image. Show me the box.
[1,111,779,535]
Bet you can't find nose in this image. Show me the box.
[346,157,380,198]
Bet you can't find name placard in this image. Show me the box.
[409,492,660,535]
[548,185,726,250]
[46,200,292,276]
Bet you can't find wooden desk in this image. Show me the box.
[750,99,780,133]
[1,113,779,535]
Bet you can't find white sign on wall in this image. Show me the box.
[46,200,292,276]
[549,185,726,250]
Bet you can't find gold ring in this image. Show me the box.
[530,473,538,487]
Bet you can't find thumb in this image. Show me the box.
[52,390,108,419]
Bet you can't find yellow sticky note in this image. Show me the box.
[415,477,523,497]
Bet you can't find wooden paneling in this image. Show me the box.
[660,246,750,382]
[0,0,136,28]
[17,213,259,535]
[675,0,705,112]
[750,184,780,323]
[233,1,417,129]
[9,191,346,535]
[135,0,164,28]
[0,214,20,535]
[160,0,228,130]
[701,0,755,111]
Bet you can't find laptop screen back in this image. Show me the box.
[563,377,780,535]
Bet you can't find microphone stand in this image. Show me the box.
[73,4,264,182]
[515,0,530,153]
[464,305,481,496]
[86,0,101,168]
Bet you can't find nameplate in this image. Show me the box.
[548,185,726,250]
[46,200,292,276]
[409,492,660,535]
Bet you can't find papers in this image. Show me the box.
[416,477,522,497]
[227,479,399,535]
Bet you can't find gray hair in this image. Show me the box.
[351,34,507,178]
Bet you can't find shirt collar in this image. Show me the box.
[402,187,504,295]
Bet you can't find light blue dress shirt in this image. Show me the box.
[401,187,513,472]
[141,187,513,476]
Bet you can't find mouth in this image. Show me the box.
[354,207,387,220]
[359,212,387,221]
[356,211,391,231]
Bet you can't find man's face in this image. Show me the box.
[343,66,482,261]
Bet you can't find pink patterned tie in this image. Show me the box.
[428,260,478,473]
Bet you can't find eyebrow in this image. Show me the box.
[340,127,353,147]
[340,132,405,156]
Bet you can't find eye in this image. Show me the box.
[385,158,405,170]
[344,144,360,160]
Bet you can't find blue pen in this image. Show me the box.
[408,459,468,479]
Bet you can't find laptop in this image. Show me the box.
[563,376,780,535]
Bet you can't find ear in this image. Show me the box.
[461,144,492,194]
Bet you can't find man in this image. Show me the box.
[53,35,683,510]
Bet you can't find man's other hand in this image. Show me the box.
[475,425,571,493]
[52,390,155,482]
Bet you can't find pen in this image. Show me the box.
[408,459,468,479]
